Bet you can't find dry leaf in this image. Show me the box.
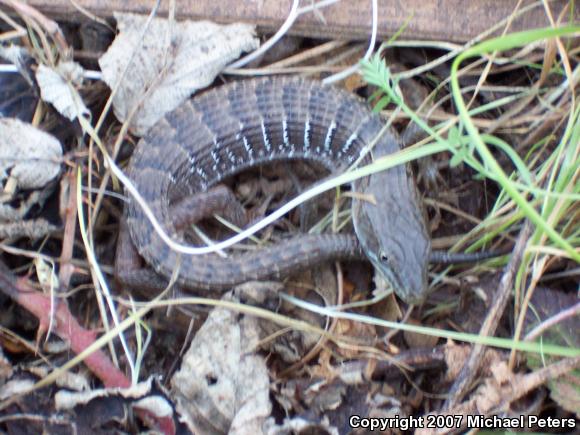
[99,13,259,135]
[171,292,271,435]
[548,374,580,417]
[55,378,155,410]
[0,379,35,400]
[0,118,62,222]
[36,62,89,121]
[263,416,339,435]
[133,395,174,419]
[0,118,62,189]
[34,257,59,292]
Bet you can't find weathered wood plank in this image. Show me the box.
[18,0,577,42]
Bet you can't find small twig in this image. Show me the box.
[58,170,78,289]
[443,220,533,410]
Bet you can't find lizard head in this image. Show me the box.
[352,164,431,304]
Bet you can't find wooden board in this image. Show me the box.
[17,0,577,42]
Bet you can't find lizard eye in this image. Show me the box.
[379,250,389,263]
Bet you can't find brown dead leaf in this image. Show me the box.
[333,318,376,359]
[548,373,580,417]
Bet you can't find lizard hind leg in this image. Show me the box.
[171,184,248,231]
[115,184,249,293]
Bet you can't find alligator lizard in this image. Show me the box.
[121,77,432,303]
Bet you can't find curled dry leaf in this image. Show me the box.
[263,416,340,435]
[99,13,259,135]
[0,379,35,401]
[36,62,90,121]
[55,378,176,432]
[55,377,154,410]
[52,370,90,392]
[0,117,62,222]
